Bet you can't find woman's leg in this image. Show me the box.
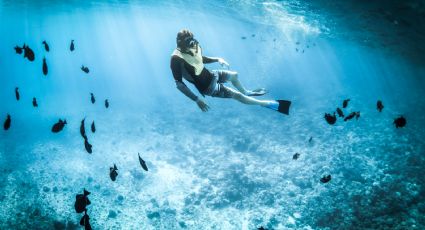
[210,84,289,114]
[221,85,273,106]
[221,71,249,95]
[219,70,266,96]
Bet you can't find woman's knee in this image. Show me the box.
[228,71,238,81]
[232,92,248,103]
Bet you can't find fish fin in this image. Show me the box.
[83,189,90,196]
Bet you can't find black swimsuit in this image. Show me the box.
[170,55,218,93]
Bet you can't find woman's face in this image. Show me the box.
[183,36,198,49]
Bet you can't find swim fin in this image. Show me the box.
[265,100,291,115]
[247,88,267,96]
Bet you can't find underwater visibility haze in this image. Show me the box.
[1,0,425,229]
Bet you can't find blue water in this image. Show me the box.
[1,0,425,229]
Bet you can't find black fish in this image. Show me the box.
[74,189,91,213]
[394,116,406,128]
[308,136,313,143]
[84,137,93,154]
[32,97,38,107]
[15,87,20,101]
[320,175,331,183]
[91,121,95,133]
[23,44,35,61]
[51,119,67,133]
[293,153,300,160]
[14,46,23,54]
[79,210,92,230]
[342,99,350,108]
[3,114,11,130]
[90,93,95,104]
[80,118,86,138]
[344,112,357,121]
[258,227,268,230]
[377,100,384,112]
[81,66,89,73]
[110,164,118,181]
[355,111,360,120]
[336,108,344,117]
[138,153,148,171]
[42,57,48,76]
[324,113,336,125]
[105,99,109,108]
[42,40,50,52]
[70,40,75,51]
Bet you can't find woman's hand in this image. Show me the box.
[196,98,210,112]
[217,58,230,69]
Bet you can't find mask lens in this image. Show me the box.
[184,36,197,48]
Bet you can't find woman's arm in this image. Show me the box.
[202,56,229,68]
[171,56,199,101]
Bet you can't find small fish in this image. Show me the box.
[84,136,93,154]
[355,111,360,120]
[241,36,246,40]
[42,57,48,76]
[377,100,384,112]
[70,40,75,51]
[81,65,89,73]
[14,46,23,54]
[42,40,50,52]
[3,114,11,130]
[51,119,67,133]
[293,153,300,160]
[15,87,20,101]
[80,118,86,138]
[324,112,336,125]
[79,210,92,230]
[109,164,118,181]
[90,93,95,104]
[308,136,313,143]
[344,112,357,121]
[74,189,91,213]
[105,99,109,108]
[91,121,95,133]
[394,116,406,128]
[138,153,148,171]
[296,48,299,52]
[320,175,331,183]
[23,44,35,61]
[251,34,255,37]
[336,108,344,117]
[32,97,38,107]
[342,99,350,108]
[257,227,268,230]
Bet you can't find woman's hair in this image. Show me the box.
[176,29,193,49]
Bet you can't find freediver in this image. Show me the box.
[170,29,291,114]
